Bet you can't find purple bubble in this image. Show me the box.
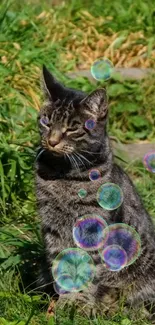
[89,169,101,181]
[85,119,96,130]
[73,214,108,251]
[101,245,127,271]
[100,223,141,266]
[143,151,155,173]
[40,116,49,126]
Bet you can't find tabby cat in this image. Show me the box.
[36,65,155,316]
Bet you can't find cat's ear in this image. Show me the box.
[80,88,108,120]
[42,65,65,101]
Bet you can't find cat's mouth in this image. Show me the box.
[40,138,75,157]
[47,142,74,156]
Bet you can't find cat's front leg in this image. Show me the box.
[56,283,97,317]
[56,283,120,317]
[37,223,67,294]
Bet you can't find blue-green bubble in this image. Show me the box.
[91,58,113,81]
[97,183,123,210]
[52,248,95,293]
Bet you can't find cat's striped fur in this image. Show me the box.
[36,66,155,317]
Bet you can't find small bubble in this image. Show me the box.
[97,183,123,210]
[52,248,95,293]
[101,245,127,271]
[85,119,96,130]
[91,58,114,81]
[89,169,101,181]
[40,116,49,126]
[78,189,87,199]
[73,214,108,251]
[143,151,155,173]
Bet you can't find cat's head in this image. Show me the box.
[38,65,109,163]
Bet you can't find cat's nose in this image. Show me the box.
[48,139,60,147]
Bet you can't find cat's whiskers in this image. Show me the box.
[94,139,104,146]
[69,154,76,170]
[64,152,82,176]
[74,152,87,169]
[65,153,73,168]
[27,280,56,294]
[71,154,82,176]
[77,153,93,166]
[36,148,46,161]
[81,149,101,155]
[67,153,83,178]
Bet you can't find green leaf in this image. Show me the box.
[114,102,140,113]
[110,35,127,49]
[1,254,21,270]
[121,319,131,325]
[131,116,149,127]
[47,317,55,325]
[108,84,128,97]
[7,160,16,182]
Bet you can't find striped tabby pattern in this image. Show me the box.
[36,66,155,316]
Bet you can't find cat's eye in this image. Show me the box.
[67,127,78,132]
[71,120,81,128]
[66,121,81,133]
[40,116,49,127]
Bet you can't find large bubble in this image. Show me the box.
[53,281,69,295]
[100,223,141,267]
[91,58,113,81]
[97,183,123,210]
[73,214,108,251]
[101,245,127,271]
[143,151,155,173]
[52,248,95,293]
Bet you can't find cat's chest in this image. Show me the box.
[44,176,108,203]
[37,173,118,226]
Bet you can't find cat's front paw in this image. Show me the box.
[56,292,97,317]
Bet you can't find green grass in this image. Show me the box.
[0,0,155,324]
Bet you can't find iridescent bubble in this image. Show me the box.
[52,248,95,292]
[97,183,123,210]
[85,119,96,130]
[100,223,141,267]
[101,245,127,271]
[89,169,101,181]
[143,151,155,173]
[91,58,114,81]
[78,189,87,199]
[53,281,69,295]
[40,116,49,126]
[73,214,108,251]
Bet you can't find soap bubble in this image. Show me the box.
[40,116,49,126]
[53,281,69,295]
[100,223,141,267]
[73,214,108,251]
[85,119,96,130]
[91,58,113,81]
[101,245,127,271]
[143,151,155,173]
[52,248,95,292]
[97,183,123,210]
[78,189,87,199]
[89,169,101,181]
